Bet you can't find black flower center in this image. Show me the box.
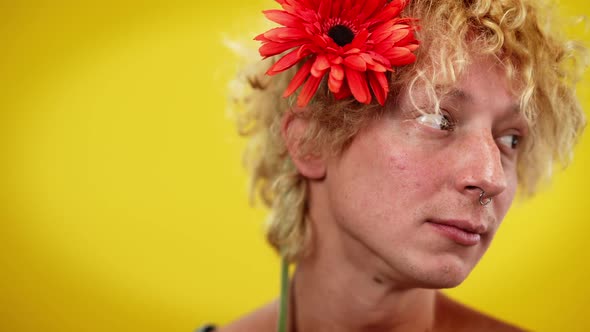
[328,25,355,47]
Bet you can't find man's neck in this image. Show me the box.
[288,182,439,331]
[290,250,437,332]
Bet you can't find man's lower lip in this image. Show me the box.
[428,222,480,246]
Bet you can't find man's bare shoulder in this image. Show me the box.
[216,300,278,332]
[434,292,527,332]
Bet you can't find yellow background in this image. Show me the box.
[0,1,588,331]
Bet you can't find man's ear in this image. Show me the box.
[281,110,327,180]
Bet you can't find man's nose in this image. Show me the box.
[454,131,508,201]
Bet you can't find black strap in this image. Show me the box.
[195,324,216,332]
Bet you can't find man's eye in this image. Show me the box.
[498,135,520,149]
[417,113,455,131]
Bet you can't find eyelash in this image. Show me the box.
[439,114,455,131]
[498,135,520,150]
[417,111,522,150]
[416,109,456,132]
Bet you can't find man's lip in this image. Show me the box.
[427,219,487,235]
[427,222,481,246]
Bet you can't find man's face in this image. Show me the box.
[318,58,528,288]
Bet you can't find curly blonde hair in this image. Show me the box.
[229,0,587,262]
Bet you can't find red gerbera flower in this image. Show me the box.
[255,0,419,107]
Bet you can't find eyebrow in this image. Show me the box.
[443,88,521,114]
[445,88,471,102]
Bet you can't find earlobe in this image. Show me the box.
[281,110,327,180]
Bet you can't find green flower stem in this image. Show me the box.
[277,257,289,332]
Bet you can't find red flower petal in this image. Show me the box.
[310,34,328,48]
[299,8,320,23]
[333,83,352,100]
[392,25,416,44]
[360,53,376,66]
[344,55,367,71]
[263,27,309,42]
[384,47,417,66]
[297,44,313,57]
[348,29,369,50]
[283,59,314,97]
[297,74,323,106]
[370,2,404,26]
[330,63,345,80]
[345,68,371,104]
[254,33,270,42]
[263,9,302,27]
[371,21,396,43]
[328,64,344,92]
[391,27,410,43]
[267,47,307,75]
[328,54,343,65]
[343,48,361,55]
[330,0,342,16]
[259,40,304,57]
[368,71,389,105]
[318,0,331,19]
[311,54,331,77]
[358,0,385,21]
[367,51,391,67]
[368,62,387,72]
[372,28,415,53]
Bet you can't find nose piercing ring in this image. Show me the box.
[479,190,492,206]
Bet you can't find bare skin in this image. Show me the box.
[218,59,528,332]
[219,215,525,332]
[218,292,525,332]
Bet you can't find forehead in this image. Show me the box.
[451,59,523,116]
[453,61,515,99]
[401,57,524,119]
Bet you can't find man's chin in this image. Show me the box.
[413,263,474,289]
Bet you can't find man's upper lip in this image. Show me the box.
[428,219,487,234]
